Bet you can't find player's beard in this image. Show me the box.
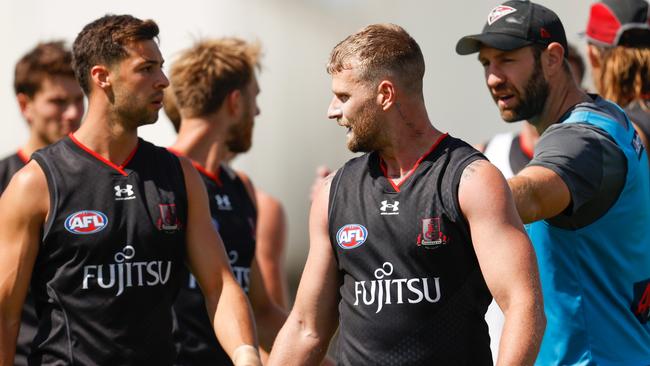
[498,58,549,123]
[347,102,385,153]
[226,110,254,154]
[113,89,161,128]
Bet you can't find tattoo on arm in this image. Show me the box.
[460,159,487,188]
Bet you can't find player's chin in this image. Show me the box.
[499,110,523,123]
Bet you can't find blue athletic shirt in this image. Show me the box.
[527,96,650,365]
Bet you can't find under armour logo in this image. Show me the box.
[215,194,233,211]
[114,184,135,201]
[380,200,399,215]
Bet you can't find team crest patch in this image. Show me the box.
[632,278,650,324]
[417,217,448,249]
[157,204,181,233]
[65,210,108,235]
[336,224,368,249]
[632,131,645,158]
[487,5,517,25]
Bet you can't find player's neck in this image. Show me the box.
[72,107,139,166]
[530,78,589,134]
[171,117,228,175]
[22,134,50,157]
[379,125,444,181]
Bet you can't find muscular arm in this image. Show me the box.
[267,173,340,366]
[507,165,570,223]
[253,190,289,309]
[180,158,260,366]
[237,169,290,309]
[0,162,48,365]
[247,258,288,356]
[459,160,545,366]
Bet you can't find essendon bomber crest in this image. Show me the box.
[632,278,650,324]
[157,203,181,233]
[417,217,448,249]
[487,5,517,25]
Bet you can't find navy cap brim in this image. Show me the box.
[456,33,533,55]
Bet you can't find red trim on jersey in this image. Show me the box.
[518,133,534,159]
[68,133,137,177]
[16,149,29,164]
[380,133,449,192]
[167,147,223,187]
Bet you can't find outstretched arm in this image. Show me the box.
[459,160,545,365]
[508,165,570,223]
[0,162,48,366]
[180,158,261,366]
[267,173,340,366]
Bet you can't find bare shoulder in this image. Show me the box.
[177,156,201,183]
[458,159,511,217]
[5,161,48,198]
[176,156,208,201]
[255,189,285,217]
[0,160,49,217]
[459,159,502,186]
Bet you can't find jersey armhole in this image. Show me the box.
[169,153,190,227]
[32,153,58,242]
[327,166,345,262]
[234,169,258,211]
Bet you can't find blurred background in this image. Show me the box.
[0,0,592,301]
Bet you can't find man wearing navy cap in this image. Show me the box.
[458,1,650,365]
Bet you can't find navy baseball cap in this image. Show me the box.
[456,0,569,57]
[585,0,650,48]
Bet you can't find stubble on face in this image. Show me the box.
[225,111,253,153]
[110,41,167,128]
[346,97,384,153]
[496,55,549,123]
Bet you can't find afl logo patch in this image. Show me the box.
[336,224,368,249]
[65,210,108,235]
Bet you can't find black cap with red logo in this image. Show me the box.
[456,0,569,58]
[585,0,650,48]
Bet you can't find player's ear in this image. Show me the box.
[226,89,242,117]
[16,93,36,125]
[377,80,395,111]
[544,43,564,77]
[90,65,111,91]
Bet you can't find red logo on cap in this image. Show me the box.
[487,5,517,26]
[540,27,551,39]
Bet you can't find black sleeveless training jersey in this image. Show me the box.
[0,151,38,366]
[170,155,257,366]
[29,135,188,366]
[0,151,27,190]
[328,135,493,366]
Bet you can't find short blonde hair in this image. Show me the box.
[327,23,425,93]
[170,37,261,118]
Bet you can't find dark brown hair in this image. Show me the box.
[14,41,75,97]
[72,14,159,94]
[327,23,425,93]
